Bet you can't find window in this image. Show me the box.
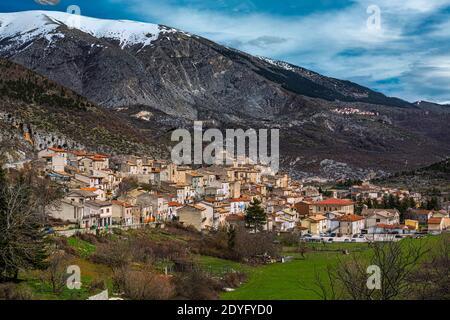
[376,219,380,223]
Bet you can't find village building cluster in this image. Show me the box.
[38,147,450,237]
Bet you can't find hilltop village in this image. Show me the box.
[29,147,449,238]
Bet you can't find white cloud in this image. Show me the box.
[356,0,450,13]
[113,0,450,102]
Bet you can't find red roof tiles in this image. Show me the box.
[315,198,354,206]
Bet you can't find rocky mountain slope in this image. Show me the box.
[1,11,449,178]
[0,58,167,163]
[375,158,450,192]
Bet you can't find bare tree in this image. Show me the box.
[42,250,70,294]
[301,240,429,300]
[116,177,139,197]
[232,226,280,262]
[112,265,175,300]
[32,174,64,225]
[299,265,337,300]
[297,241,309,260]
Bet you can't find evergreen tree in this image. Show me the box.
[399,197,410,217]
[227,225,236,250]
[381,195,389,209]
[244,199,266,233]
[409,197,416,209]
[355,196,364,214]
[426,197,440,211]
[388,194,397,209]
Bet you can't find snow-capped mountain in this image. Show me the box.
[1,10,450,176]
[0,10,408,113]
[0,11,175,51]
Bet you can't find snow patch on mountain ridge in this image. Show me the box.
[0,11,170,50]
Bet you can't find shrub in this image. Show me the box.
[52,237,77,256]
[222,272,247,288]
[279,232,300,246]
[195,231,231,260]
[175,269,222,300]
[90,241,131,269]
[77,233,99,244]
[112,266,175,300]
[88,279,106,293]
[0,283,33,300]
[232,227,280,262]
[128,233,190,264]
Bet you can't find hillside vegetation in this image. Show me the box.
[0,59,166,157]
[375,158,450,192]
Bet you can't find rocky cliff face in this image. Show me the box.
[1,11,449,178]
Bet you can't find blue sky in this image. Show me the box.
[2,0,450,103]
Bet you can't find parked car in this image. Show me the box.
[327,238,334,242]
[329,233,337,237]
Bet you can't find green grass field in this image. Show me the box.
[221,245,367,300]
[221,236,443,300]
[13,230,445,300]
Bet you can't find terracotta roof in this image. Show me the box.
[307,214,327,222]
[188,171,204,177]
[80,187,98,192]
[89,156,107,162]
[337,214,365,222]
[428,217,443,225]
[42,154,57,158]
[48,147,66,153]
[230,197,250,202]
[112,200,134,208]
[296,200,313,205]
[226,214,245,222]
[93,154,109,158]
[180,204,206,211]
[315,198,354,206]
[168,201,182,207]
[69,150,90,156]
